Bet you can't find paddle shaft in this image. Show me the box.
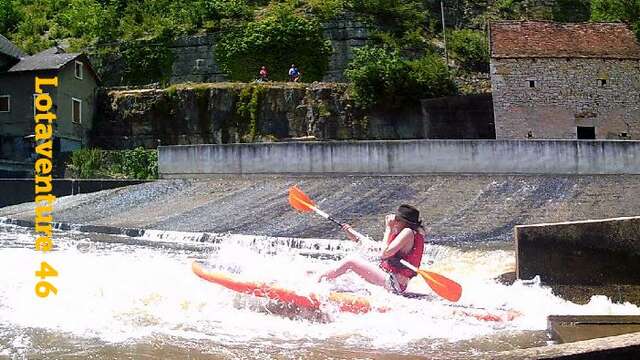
[301,200,371,243]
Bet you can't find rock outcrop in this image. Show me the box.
[92,82,370,149]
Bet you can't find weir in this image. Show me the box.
[2,142,640,357]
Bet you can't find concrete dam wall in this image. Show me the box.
[159,140,640,176]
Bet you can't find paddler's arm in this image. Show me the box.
[341,224,360,242]
[381,228,414,259]
[341,224,377,250]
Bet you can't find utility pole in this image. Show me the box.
[441,1,448,66]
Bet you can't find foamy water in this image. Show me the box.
[0,223,638,358]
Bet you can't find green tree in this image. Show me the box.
[345,46,456,108]
[591,0,640,39]
[216,3,331,82]
[448,29,489,73]
[0,0,19,34]
[552,0,591,22]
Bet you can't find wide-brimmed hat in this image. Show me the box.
[395,204,421,227]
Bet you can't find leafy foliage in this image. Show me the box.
[0,0,19,34]
[448,29,489,73]
[345,46,456,108]
[216,3,331,82]
[108,147,159,180]
[120,32,176,85]
[552,0,591,22]
[591,0,640,40]
[68,148,158,180]
[69,148,103,179]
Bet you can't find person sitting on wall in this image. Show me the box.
[258,66,269,82]
[288,64,301,82]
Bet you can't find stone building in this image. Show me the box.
[0,34,99,175]
[489,21,640,139]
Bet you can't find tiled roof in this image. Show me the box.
[490,21,640,59]
[7,53,82,72]
[0,34,26,59]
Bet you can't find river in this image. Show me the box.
[2,222,639,359]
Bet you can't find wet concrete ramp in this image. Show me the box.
[2,175,640,243]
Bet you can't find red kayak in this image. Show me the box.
[192,262,519,321]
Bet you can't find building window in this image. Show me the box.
[598,79,606,87]
[72,98,82,124]
[528,80,536,88]
[75,61,83,80]
[195,59,204,70]
[577,126,596,139]
[0,95,10,112]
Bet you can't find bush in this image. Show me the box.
[69,148,104,179]
[120,32,175,85]
[107,147,159,180]
[552,0,591,22]
[307,0,345,20]
[68,148,158,180]
[345,46,456,108]
[216,3,331,82]
[0,0,19,34]
[591,0,640,40]
[350,0,426,38]
[448,29,489,73]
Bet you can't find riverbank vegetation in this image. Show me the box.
[68,148,158,180]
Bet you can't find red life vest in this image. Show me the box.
[380,229,424,278]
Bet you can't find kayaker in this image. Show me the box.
[318,204,426,294]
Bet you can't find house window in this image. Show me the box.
[72,98,82,124]
[75,61,83,80]
[0,95,9,112]
[528,80,536,88]
[598,79,607,87]
[577,126,596,139]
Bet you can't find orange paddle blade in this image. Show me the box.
[418,269,462,302]
[288,186,315,212]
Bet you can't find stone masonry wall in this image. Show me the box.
[169,34,228,84]
[491,58,640,139]
[168,14,368,84]
[321,13,369,82]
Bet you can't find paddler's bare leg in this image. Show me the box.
[318,256,387,287]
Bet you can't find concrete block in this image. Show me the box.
[516,216,640,286]
[548,315,640,343]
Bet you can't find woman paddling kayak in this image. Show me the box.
[318,205,427,294]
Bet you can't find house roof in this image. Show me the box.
[8,53,83,72]
[490,21,640,59]
[0,34,26,60]
[6,51,100,82]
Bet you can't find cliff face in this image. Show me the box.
[92,82,498,149]
[92,83,371,149]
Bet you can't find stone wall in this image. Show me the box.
[169,34,228,84]
[162,14,368,84]
[491,57,640,139]
[421,94,495,139]
[322,13,369,82]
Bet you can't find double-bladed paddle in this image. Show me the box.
[288,185,462,302]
